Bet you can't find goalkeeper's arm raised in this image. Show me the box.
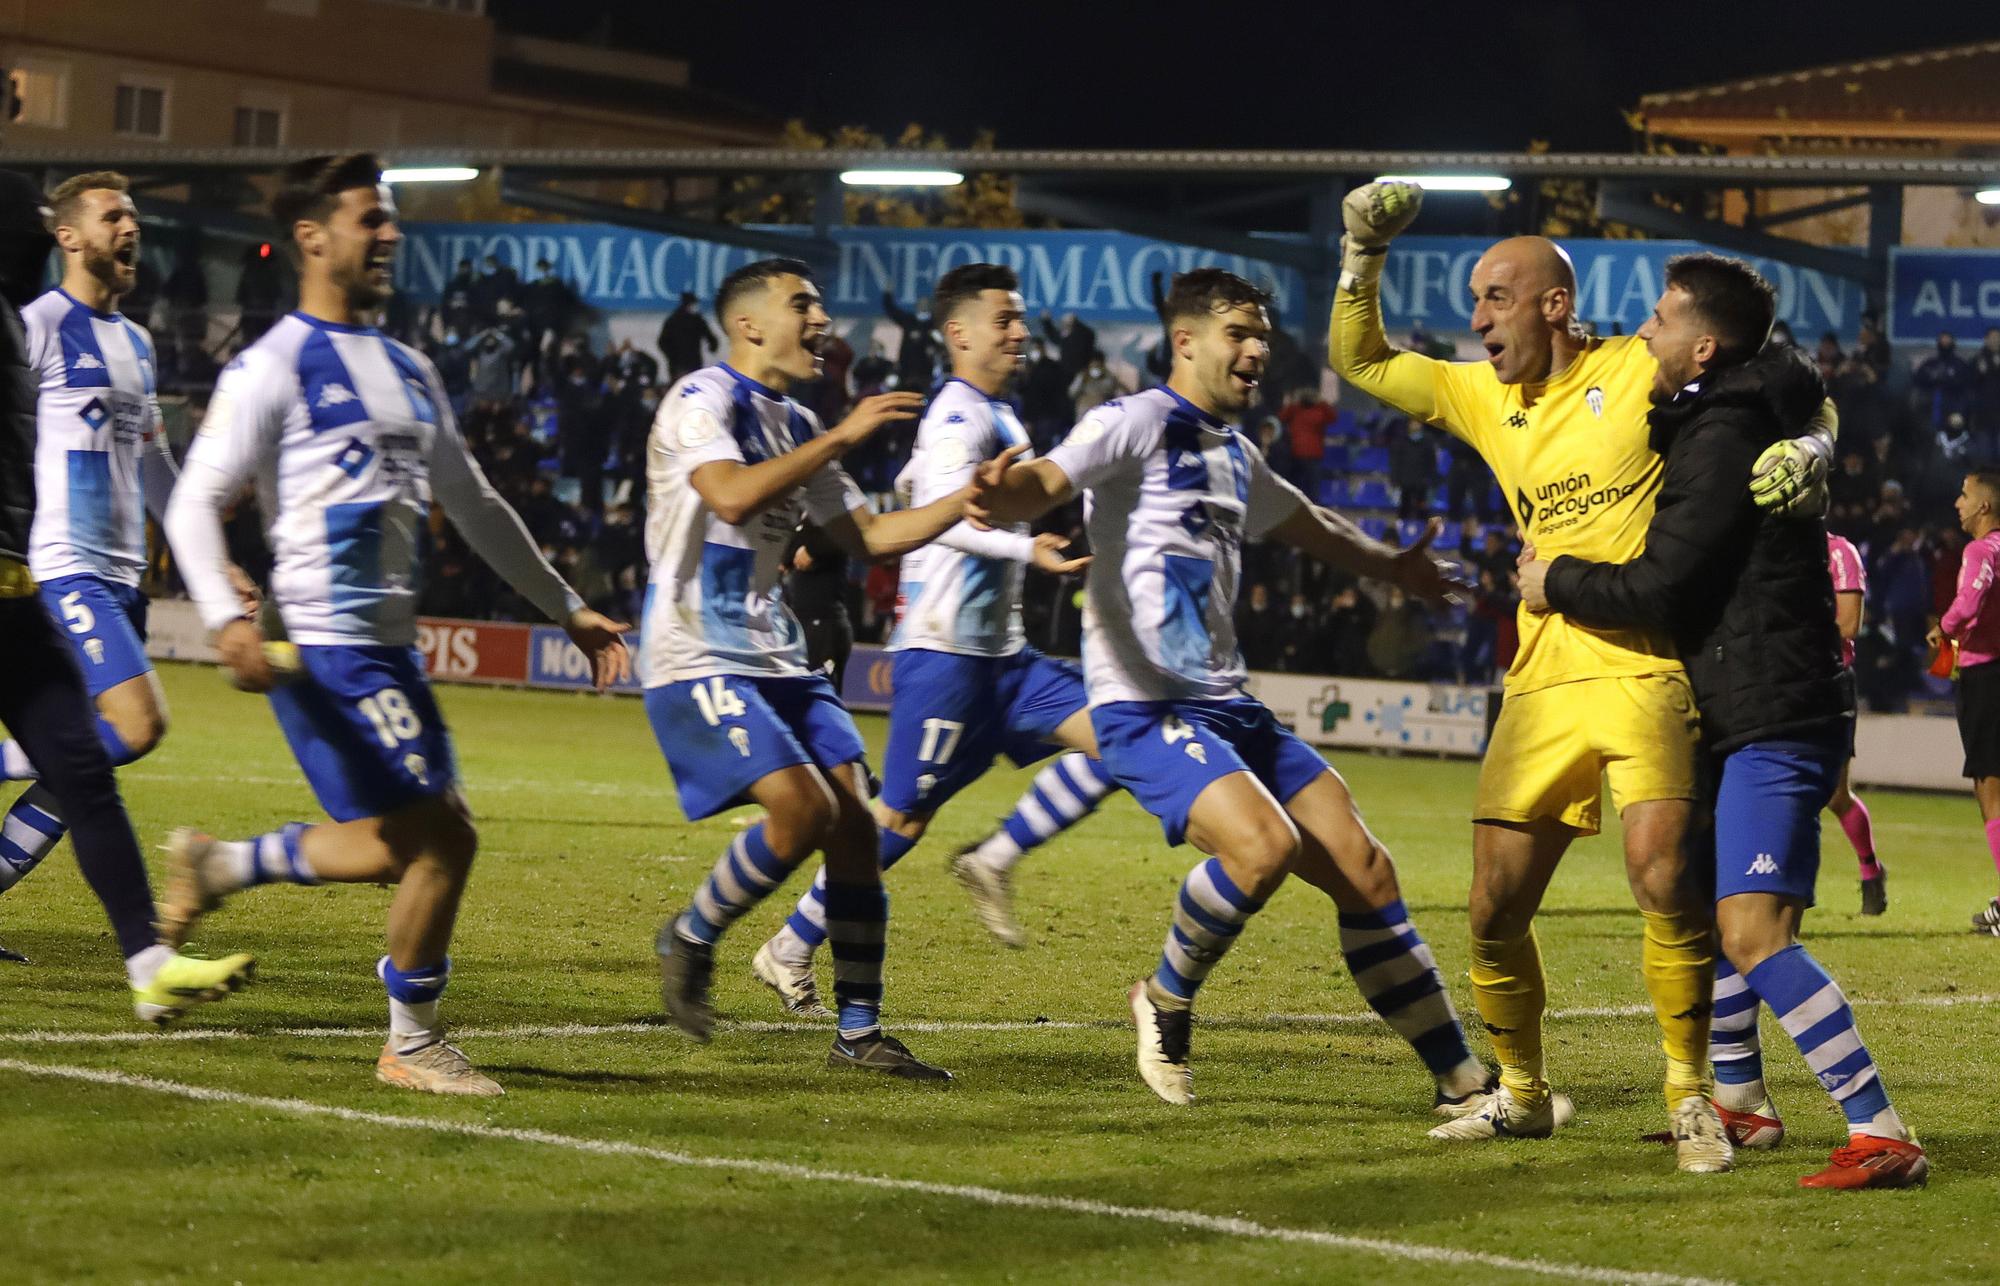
[1326,182,1455,424]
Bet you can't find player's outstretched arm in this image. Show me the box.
[691,391,923,526]
[1327,182,1455,424]
[1270,504,1467,604]
[830,445,1032,561]
[1533,416,1760,629]
[967,457,1074,529]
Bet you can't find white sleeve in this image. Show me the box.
[140,419,178,526]
[656,376,747,474]
[424,366,584,625]
[1242,434,1307,538]
[1044,403,1152,493]
[803,460,868,527]
[165,354,282,632]
[920,403,1034,561]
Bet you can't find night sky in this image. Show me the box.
[488,1,2000,152]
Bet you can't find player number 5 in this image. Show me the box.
[690,676,747,726]
[917,718,964,763]
[358,688,423,749]
[59,590,96,635]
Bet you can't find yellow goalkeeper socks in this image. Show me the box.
[1468,929,1548,1104]
[1641,908,1716,1109]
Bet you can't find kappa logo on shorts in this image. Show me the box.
[1185,742,1207,764]
[84,638,105,665]
[404,753,430,786]
[1747,853,1780,876]
[728,727,752,758]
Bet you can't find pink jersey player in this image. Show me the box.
[1941,530,2000,669]
[1826,533,1866,668]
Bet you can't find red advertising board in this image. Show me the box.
[413,617,532,685]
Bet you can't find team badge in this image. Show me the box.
[678,409,721,448]
[1585,386,1604,418]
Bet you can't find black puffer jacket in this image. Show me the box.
[1544,345,1852,753]
[0,170,55,566]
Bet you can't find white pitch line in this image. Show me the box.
[1,992,1991,1047]
[0,1056,1730,1286]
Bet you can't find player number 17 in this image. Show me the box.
[918,718,963,763]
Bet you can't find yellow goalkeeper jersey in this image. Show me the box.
[1331,277,1679,695]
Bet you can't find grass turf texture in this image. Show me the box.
[2,661,1997,1284]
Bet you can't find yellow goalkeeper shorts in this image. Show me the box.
[1474,673,1699,835]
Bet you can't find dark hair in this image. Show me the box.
[1968,467,2000,499]
[1663,252,1775,366]
[271,153,383,233]
[933,262,1019,323]
[46,170,129,232]
[1162,268,1272,331]
[716,257,812,324]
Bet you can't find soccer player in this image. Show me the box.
[1331,183,1825,1163]
[1932,468,2000,936]
[1520,253,1927,1188]
[752,263,1107,1010]
[160,154,630,1095]
[1825,531,1885,914]
[1,173,259,913]
[971,268,1491,1112]
[0,169,252,1019]
[646,257,1011,1082]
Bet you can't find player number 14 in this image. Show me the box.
[690,676,747,726]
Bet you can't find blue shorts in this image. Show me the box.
[646,673,868,821]
[39,573,151,698]
[1092,697,1329,846]
[267,645,458,823]
[1712,739,1845,907]
[879,647,1088,815]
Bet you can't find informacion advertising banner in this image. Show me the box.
[1246,672,1493,757]
[399,223,1864,338]
[1888,248,2000,344]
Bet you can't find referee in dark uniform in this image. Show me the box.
[785,521,855,693]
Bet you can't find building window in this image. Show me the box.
[234,105,283,147]
[8,59,69,129]
[114,81,168,138]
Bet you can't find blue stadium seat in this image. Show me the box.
[1434,522,1462,551]
[1318,478,1349,506]
[1324,444,1350,472]
[1397,519,1429,545]
[1359,517,1390,541]
[1354,446,1390,473]
[1351,478,1394,509]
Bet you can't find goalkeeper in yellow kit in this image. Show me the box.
[1328,182,1831,1170]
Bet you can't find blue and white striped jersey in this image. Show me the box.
[1044,387,1306,707]
[640,363,865,686]
[887,377,1036,658]
[22,288,173,587]
[168,312,580,645]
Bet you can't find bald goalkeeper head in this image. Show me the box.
[1468,236,1590,386]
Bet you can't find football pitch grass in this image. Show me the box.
[4,662,1998,1284]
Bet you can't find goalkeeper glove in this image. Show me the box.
[1340,181,1424,280]
[1749,434,1831,518]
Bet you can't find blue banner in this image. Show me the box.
[1888,248,2000,344]
[839,644,894,712]
[527,625,642,694]
[398,222,1864,337]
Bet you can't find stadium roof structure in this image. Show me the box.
[1636,39,2000,144]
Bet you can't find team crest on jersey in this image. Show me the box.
[931,438,969,473]
[1585,386,1605,418]
[317,382,358,409]
[678,409,720,448]
[79,396,110,430]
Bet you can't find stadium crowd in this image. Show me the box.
[145,252,1990,705]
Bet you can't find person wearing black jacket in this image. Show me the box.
[0,170,255,1015]
[1519,254,1926,1190]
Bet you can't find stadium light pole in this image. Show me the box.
[839,169,964,187]
[381,166,481,184]
[1375,174,1512,192]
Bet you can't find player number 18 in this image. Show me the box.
[358,688,423,748]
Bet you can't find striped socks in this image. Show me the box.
[209,823,319,891]
[824,880,888,1039]
[0,786,63,892]
[775,828,919,963]
[680,824,792,946]
[379,954,451,1055]
[1745,944,1906,1138]
[972,753,1115,873]
[1338,898,1486,1095]
[1709,957,1767,1108]
[1151,857,1263,1008]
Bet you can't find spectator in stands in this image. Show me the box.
[1020,338,1071,449]
[1856,314,1892,378]
[1040,310,1096,381]
[1870,480,1912,552]
[1815,331,1844,384]
[1855,601,1917,713]
[1832,340,1892,442]
[1388,416,1441,519]
[523,259,576,372]
[442,258,476,333]
[235,241,283,345]
[1471,526,1516,586]
[162,237,211,382]
[1069,350,1125,419]
[1253,416,1295,486]
[1367,586,1432,679]
[785,523,855,690]
[658,291,720,386]
[1463,567,1510,684]
[470,254,519,325]
[469,323,517,408]
[881,290,942,393]
[852,339,893,396]
[1873,524,1931,679]
[1443,436,1494,521]
[1236,582,1283,671]
[431,325,472,412]
[1278,591,1325,673]
[1260,302,1317,403]
[814,329,855,425]
[1279,387,1333,499]
[1324,584,1376,677]
[1828,450,1877,539]
[1915,331,1976,437]
[1975,328,2000,460]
